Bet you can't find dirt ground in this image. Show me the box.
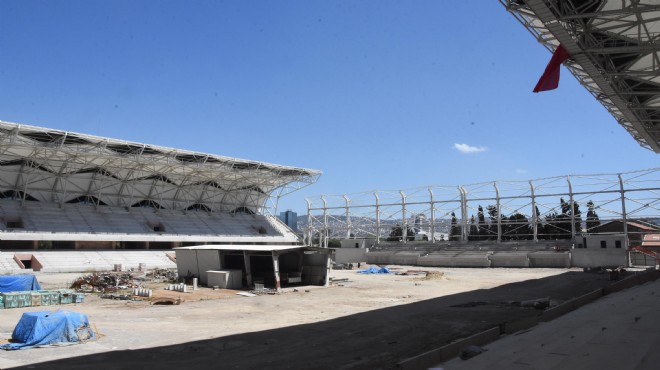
[0,266,618,370]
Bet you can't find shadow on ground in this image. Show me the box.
[11,271,613,370]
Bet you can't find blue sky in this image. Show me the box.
[1,1,657,214]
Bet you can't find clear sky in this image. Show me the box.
[1,1,657,214]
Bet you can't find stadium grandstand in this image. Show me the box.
[501,0,660,153]
[0,120,320,271]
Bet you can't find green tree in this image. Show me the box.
[503,213,531,240]
[387,224,415,241]
[477,205,486,241]
[450,212,461,241]
[572,201,582,234]
[327,239,341,248]
[486,205,499,240]
[586,201,601,231]
[468,215,478,241]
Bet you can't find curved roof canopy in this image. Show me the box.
[0,120,321,213]
[502,0,660,152]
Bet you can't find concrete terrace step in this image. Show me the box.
[0,250,176,273]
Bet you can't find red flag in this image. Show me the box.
[533,45,570,93]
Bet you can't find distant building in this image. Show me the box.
[279,210,298,231]
[587,219,660,247]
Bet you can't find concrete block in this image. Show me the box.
[365,252,393,265]
[207,270,242,290]
[488,253,530,268]
[528,251,570,268]
[417,253,456,267]
[451,253,491,267]
[390,252,421,265]
[334,248,367,264]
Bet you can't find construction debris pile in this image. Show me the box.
[145,268,178,282]
[70,269,177,293]
[70,273,136,293]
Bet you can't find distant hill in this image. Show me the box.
[296,214,450,237]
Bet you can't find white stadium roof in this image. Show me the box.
[502,0,660,152]
[0,120,321,214]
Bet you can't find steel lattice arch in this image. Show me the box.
[0,120,320,247]
[502,0,660,152]
[305,168,660,247]
[0,120,320,213]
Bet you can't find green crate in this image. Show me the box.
[37,290,60,306]
[2,291,31,309]
[73,293,85,304]
[58,289,75,305]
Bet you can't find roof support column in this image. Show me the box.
[459,186,468,242]
[243,251,253,288]
[322,196,328,248]
[324,251,331,287]
[305,198,313,246]
[530,180,538,242]
[568,176,576,242]
[272,252,281,291]
[374,192,381,245]
[344,195,351,239]
[494,182,501,243]
[429,187,435,243]
[400,191,407,244]
[619,174,629,249]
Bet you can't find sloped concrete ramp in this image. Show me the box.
[440,277,660,369]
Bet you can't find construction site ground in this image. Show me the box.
[0,266,618,370]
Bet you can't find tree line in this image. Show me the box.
[447,199,601,241]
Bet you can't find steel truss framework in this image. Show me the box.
[305,168,660,246]
[0,121,321,215]
[502,0,660,152]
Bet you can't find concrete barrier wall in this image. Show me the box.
[390,252,421,265]
[365,252,393,265]
[334,248,368,264]
[528,252,571,268]
[417,254,457,267]
[451,253,491,267]
[397,327,501,370]
[502,316,539,334]
[570,288,604,308]
[603,268,660,294]
[364,248,630,269]
[571,248,628,268]
[488,253,530,268]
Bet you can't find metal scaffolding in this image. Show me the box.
[305,168,660,247]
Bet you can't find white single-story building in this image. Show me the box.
[174,245,334,290]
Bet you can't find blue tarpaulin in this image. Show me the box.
[357,266,391,274]
[0,275,42,293]
[1,310,95,350]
